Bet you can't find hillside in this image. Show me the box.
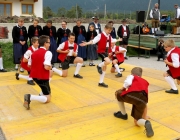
[43,0,180,12]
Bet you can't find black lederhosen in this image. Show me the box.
[98,53,108,62]
[116,90,148,120]
[33,78,51,95]
[61,56,76,70]
[167,70,180,80]
[112,56,123,67]
[120,37,128,45]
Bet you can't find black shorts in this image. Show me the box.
[61,56,76,70]
[167,70,180,80]
[98,53,108,62]
[120,37,128,45]
[33,78,51,95]
[112,57,123,67]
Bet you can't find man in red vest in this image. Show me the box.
[23,35,52,110]
[109,39,126,77]
[52,33,83,78]
[80,24,121,87]
[163,39,180,94]
[114,67,154,138]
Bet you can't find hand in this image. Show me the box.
[72,51,77,57]
[108,52,112,57]
[65,49,70,54]
[79,41,87,47]
[115,51,119,54]
[164,59,169,64]
[117,38,122,42]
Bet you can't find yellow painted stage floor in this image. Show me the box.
[0,63,180,140]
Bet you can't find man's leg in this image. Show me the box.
[73,57,83,79]
[151,19,155,34]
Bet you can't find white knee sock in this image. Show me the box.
[124,52,126,57]
[117,101,126,115]
[28,77,33,81]
[137,119,146,126]
[30,95,47,103]
[19,74,29,80]
[151,28,154,33]
[165,76,177,90]
[52,67,62,76]
[74,63,82,75]
[98,62,105,67]
[15,64,19,69]
[114,64,121,74]
[39,91,44,96]
[0,58,4,69]
[99,71,105,83]
[20,68,24,71]
[49,78,52,82]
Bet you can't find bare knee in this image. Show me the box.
[104,58,110,65]
[45,95,51,103]
[111,67,115,73]
[163,72,168,77]
[75,57,83,63]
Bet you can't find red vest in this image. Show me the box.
[109,46,125,63]
[167,47,180,78]
[58,41,77,62]
[21,46,35,71]
[97,33,111,53]
[30,48,49,79]
[121,75,149,96]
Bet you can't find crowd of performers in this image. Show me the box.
[2,16,179,138]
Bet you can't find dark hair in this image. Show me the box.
[108,21,114,24]
[31,36,39,44]
[68,33,75,37]
[46,20,52,24]
[76,20,81,23]
[62,20,67,24]
[39,35,50,46]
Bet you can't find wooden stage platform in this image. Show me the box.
[0,63,180,140]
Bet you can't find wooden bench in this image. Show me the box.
[128,44,153,58]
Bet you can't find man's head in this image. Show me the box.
[104,23,113,35]
[121,19,127,26]
[46,20,52,28]
[93,16,99,23]
[33,18,39,27]
[154,3,159,9]
[39,35,50,50]
[76,20,81,27]
[131,67,143,77]
[174,4,178,9]
[164,39,175,52]
[111,39,116,47]
[18,18,24,27]
[31,37,39,48]
[68,33,75,44]
[61,21,67,29]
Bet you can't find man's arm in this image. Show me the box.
[44,51,52,70]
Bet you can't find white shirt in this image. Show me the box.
[122,25,127,36]
[28,47,52,66]
[92,31,114,48]
[175,8,180,18]
[111,45,127,57]
[166,48,180,68]
[57,41,78,56]
[123,75,134,88]
[149,9,161,20]
[24,45,38,59]
[94,22,99,34]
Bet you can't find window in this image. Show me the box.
[22,4,33,15]
[0,3,12,16]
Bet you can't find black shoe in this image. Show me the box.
[0,69,7,72]
[59,64,62,68]
[119,68,125,72]
[89,63,92,66]
[74,74,83,79]
[165,89,179,94]
[92,63,95,66]
[82,64,85,67]
[15,73,19,80]
[27,80,35,85]
[115,73,122,77]
[23,94,31,110]
[20,70,24,73]
[97,65,102,74]
[157,59,160,61]
[114,111,128,120]
[144,120,154,137]
[98,82,108,88]
[125,57,128,60]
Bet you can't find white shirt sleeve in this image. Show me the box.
[159,11,161,21]
[28,56,32,66]
[57,42,65,50]
[178,8,180,18]
[123,75,134,88]
[92,34,101,44]
[24,50,32,59]
[171,53,180,68]
[149,10,153,18]
[119,47,127,52]
[44,51,52,66]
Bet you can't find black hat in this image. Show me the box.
[92,16,99,20]
[121,19,127,22]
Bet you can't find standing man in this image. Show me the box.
[88,16,102,34]
[149,3,161,34]
[117,19,130,60]
[174,4,180,27]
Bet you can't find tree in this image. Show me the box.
[57,7,66,17]
[43,6,54,19]
[66,5,83,18]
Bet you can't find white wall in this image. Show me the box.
[0,0,43,17]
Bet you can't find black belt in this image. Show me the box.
[68,47,74,50]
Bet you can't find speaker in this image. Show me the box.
[155,31,165,36]
[136,11,145,23]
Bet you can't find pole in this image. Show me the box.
[138,24,140,59]
[158,0,160,9]
[145,0,152,21]
[104,4,106,19]
[76,4,78,19]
